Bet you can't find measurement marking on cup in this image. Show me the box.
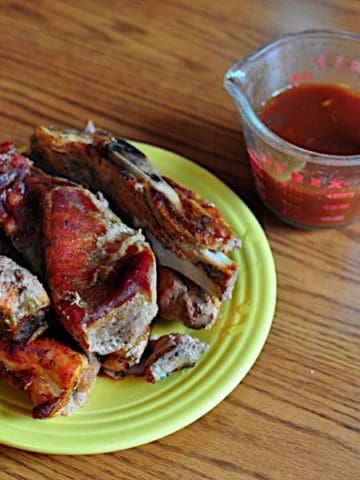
[310,177,322,187]
[323,203,350,211]
[274,163,286,174]
[329,179,346,189]
[320,215,345,222]
[326,191,355,199]
[261,154,272,165]
[334,56,345,69]
[289,70,314,84]
[291,172,304,183]
[315,54,328,68]
[350,60,359,74]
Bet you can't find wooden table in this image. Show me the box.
[0,1,359,479]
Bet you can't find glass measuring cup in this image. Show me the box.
[224,30,360,229]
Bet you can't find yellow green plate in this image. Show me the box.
[0,142,276,454]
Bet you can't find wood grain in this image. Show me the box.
[0,1,359,479]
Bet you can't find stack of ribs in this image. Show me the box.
[0,239,100,418]
[31,125,241,329]
[0,124,240,418]
[0,142,157,417]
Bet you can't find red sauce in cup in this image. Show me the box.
[251,84,360,228]
[260,84,360,155]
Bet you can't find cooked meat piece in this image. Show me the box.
[0,142,157,354]
[0,255,49,342]
[44,186,157,355]
[31,126,240,301]
[158,267,220,329]
[0,336,100,418]
[145,334,208,383]
[101,333,208,382]
[101,326,151,378]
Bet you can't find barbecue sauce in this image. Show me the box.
[250,83,360,228]
[259,83,360,155]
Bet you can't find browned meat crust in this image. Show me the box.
[101,327,151,378]
[144,334,209,383]
[0,336,100,418]
[31,127,240,253]
[0,255,50,342]
[101,333,208,382]
[0,143,157,354]
[158,267,220,329]
[30,126,240,302]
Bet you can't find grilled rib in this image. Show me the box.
[101,327,151,378]
[144,334,209,383]
[102,333,209,383]
[101,333,208,382]
[158,267,220,329]
[0,142,157,355]
[30,126,240,302]
[0,336,100,418]
[0,255,49,342]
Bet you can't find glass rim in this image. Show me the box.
[224,29,360,167]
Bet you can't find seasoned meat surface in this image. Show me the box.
[101,327,151,378]
[101,333,208,383]
[31,126,240,302]
[0,255,49,342]
[145,334,209,383]
[158,267,220,329]
[0,336,100,418]
[31,127,240,252]
[0,142,157,354]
